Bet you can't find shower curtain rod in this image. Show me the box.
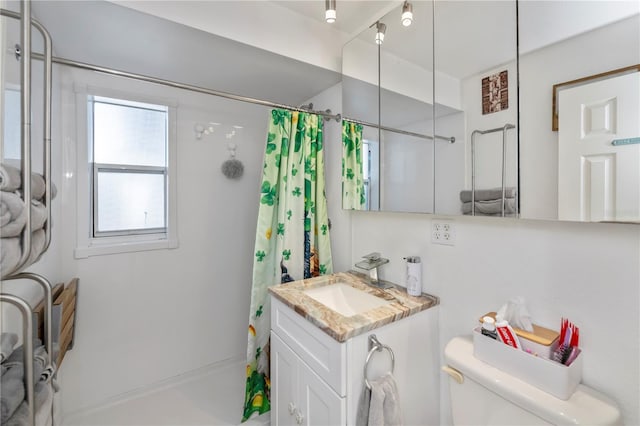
[343,116,456,144]
[3,8,458,143]
[45,54,343,121]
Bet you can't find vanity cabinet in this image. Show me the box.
[270,296,439,425]
[271,332,345,425]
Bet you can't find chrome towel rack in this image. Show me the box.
[470,124,516,217]
[364,334,395,389]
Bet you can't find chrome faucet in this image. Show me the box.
[355,252,390,288]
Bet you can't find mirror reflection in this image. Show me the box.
[342,0,640,223]
[342,0,518,216]
[519,1,639,222]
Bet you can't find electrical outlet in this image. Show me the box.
[432,220,456,246]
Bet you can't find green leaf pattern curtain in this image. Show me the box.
[242,109,333,421]
[342,120,365,209]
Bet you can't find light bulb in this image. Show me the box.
[401,2,413,27]
[325,0,336,23]
[375,22,386,45]
[325,9,336,23]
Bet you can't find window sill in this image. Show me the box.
[74,237,178,259]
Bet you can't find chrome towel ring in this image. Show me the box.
[364,334,395,389]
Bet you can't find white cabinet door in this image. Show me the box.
[299,360,346,426]
[271,332,298,426]
[272,332,346,426]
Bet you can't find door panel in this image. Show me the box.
[298,361,345,426]
[559,72,640,221]
[271,332,297,426]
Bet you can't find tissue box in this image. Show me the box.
[473,327,582,400]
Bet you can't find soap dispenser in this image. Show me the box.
[404,256,422,296]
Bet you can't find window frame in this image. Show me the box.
[74,85,178,258]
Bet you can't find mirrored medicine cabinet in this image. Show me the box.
[341,0,640,224]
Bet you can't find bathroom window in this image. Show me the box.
[76,90,178,258]
[90,96,168,236]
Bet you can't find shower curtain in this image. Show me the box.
[342,120,365,210]
[242,109,333,421]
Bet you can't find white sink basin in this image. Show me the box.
[303,283,391,317]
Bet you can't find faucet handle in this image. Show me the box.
[362,252,382,261]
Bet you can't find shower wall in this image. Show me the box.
[54,66,268,413]
[51,66,349,415]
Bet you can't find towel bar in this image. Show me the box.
[364,334,395,389]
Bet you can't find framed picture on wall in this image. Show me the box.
[482,70,509,115]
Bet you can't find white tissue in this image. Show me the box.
[496,296,534,332]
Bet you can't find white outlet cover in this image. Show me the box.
[432,220,455,246]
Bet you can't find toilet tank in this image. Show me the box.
[443,337,621,426]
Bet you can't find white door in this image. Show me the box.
[558,72,640,221]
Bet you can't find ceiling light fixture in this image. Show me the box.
[325,0,336,23]
[375,21,386,45]
[401,1,413,27]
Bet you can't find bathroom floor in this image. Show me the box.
[64,359,270,426]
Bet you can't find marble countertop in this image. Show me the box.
[268,271,439,342]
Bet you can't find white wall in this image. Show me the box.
[381,130,434,213]
[343,35,462,112]
[354,111,465,215]
[520,15,640,220]
[350,212,640,425]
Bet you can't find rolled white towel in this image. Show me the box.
[0,333,18,363]
[0,192,48,238]
[0,164,22,193]
[0,164,56,201]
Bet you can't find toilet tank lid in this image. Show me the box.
[444,336,621,426]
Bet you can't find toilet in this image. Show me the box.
[443,337,621,425]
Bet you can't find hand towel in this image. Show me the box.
[0,164,56,201]
[461,198,516,215]
[0,333,19,363]
[356,384,372,426]
[459,187,516,202]
[368,373,402,426]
